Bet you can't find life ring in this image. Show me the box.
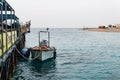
[40,46,48,50]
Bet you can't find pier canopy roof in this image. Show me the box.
[0,0,14,11]
[0,0,3,5]
[0,14,19,20]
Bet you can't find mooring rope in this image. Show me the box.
[15,35,40,61]
[29,50,41,61]
[14,33,41,61]
[15,47,30,61]
[15,46,40,61]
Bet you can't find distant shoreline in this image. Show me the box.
[81,28,120,32]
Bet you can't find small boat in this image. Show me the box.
[30,28,56,61]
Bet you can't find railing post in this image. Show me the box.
[5,2,8,53]
[13,11,15,43]
[10,10,12,45]
[0,2,4,80]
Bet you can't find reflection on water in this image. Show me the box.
[13,59,57,80]
[30,59,56,74]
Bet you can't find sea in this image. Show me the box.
[13,28,120,80]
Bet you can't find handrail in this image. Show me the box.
[0,0,19,57]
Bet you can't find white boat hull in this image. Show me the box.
[31,48,56,61]
[39,50,54,61]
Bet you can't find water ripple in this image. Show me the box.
[13,28,120,80]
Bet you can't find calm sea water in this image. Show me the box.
[13,28,120,80]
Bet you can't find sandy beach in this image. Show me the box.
[81,28,120,32]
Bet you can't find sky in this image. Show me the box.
[6,0,120,28]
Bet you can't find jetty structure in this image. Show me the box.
[0,0,31,80]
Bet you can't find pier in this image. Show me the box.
[0,0,30,80]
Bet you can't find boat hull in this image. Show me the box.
[39,50,54,61]
[30,48,56,61]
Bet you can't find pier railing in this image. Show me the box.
[0,0,20,57]
[0,0,31,57]
[0,0,31,79]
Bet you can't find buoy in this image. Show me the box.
[21,48,30,57]
[40,46,48,50]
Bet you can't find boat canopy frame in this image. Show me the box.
[39,29,50,47]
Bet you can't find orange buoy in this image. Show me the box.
[40,46,48,50]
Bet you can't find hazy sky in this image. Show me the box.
[7,0,120,28]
